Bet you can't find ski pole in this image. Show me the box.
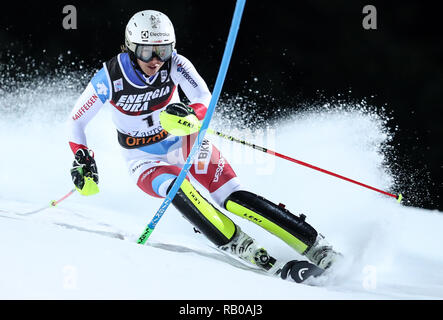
[18,188,77,216]
[137,0,247,245]
[50,188,77,207]
[159,111,403,202]
[208,129,403,202]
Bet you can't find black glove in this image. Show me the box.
[70,148,99,190]
[165,102,196,117]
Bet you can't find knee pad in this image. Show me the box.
[224,190,318,254]
[171,179,237,247]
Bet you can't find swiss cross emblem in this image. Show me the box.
[141,30,149,40]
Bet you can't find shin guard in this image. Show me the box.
[171,179,237,247]
[224,190,318,254]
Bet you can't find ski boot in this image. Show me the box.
[274,234,342,283]
[277,234,342,283]
[218,227,342,284]
[303,233,341,270]
[218,227,282,275]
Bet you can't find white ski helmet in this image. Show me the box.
[125,10,176,62]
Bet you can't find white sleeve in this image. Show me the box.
[170,53,212,107]
[68,82,105,150]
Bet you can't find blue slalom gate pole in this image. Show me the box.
[138,0,247,244]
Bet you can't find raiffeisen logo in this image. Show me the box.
[72,94,99,120]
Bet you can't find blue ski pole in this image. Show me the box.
[137,0,247,244]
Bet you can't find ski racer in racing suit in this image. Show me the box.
[68,10,340,282]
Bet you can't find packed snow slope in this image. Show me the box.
[0,75,442,300]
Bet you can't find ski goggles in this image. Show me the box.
[135,44,173,63]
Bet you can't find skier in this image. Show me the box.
[68,10,340,282]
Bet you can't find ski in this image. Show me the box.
[278,260,325,284]
[3,207,330,285]
[216,247,328,285]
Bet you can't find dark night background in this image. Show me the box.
[0,0,442,210]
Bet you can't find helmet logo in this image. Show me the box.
[141,30,149,40]
[150,14,161,28]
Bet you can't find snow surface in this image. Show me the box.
[0,79,442,300]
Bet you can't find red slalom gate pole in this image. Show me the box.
[209,129,403,202]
